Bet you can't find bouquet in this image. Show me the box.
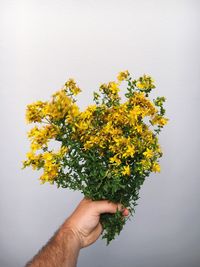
[22,70,168,244]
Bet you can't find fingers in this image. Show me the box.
[95,222,103,236]
[83,223,103,247]
[82,197,129,216]
[122,208,129,216]
[93,200,128,215]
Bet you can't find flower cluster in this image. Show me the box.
[22,71,168,244]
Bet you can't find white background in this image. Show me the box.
[1,0,200,266]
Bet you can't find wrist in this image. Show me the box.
[58,223,83,250]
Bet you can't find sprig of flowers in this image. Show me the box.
[22,71,168,244]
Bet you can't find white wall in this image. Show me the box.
[1,0,200,266]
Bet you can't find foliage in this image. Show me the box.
[22,71,168,244]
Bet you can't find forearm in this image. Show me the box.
[26,224,81,267]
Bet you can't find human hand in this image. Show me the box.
[62,197,129,248]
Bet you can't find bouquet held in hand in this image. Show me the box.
[23,70,168,244]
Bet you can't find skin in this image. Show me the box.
[25,197,129,267]
[26,198,129,267]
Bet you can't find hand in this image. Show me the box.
[62,197,129,248]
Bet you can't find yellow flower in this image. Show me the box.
[136,82,145,89]
[71,86,81,95]
[83,136,99,150]
[30,143,41,152]
[38,151,60,183]
[103,121,113,134]
[65,78,81,95]
[158,117,168,126]
[151,115,169,126]
[113,136,129,148]
[117,70,130,82]
[99,82,120,102]
[65,78,76,88]
[152,162,161,172]
[26,151,36,160]
[66,103,80,123]
[80,105,96,120]
[23,151,43,170]
[40,163,59,181]
[135,124,143,134]
[140,159,151,170]
[122,144,135,158]
[45,90,73,120]
[43,152,54,161]
[129,105,141,122]
[136,75,155,90]
[57,146,68,157]
[26,101,47,123]
[108,82,120,94]
[75,121,90,131]
[23,70,168,193]
[143,148,154,159]
[28,125,58,148]
[109,155,121,166]
[122,165,131,176]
